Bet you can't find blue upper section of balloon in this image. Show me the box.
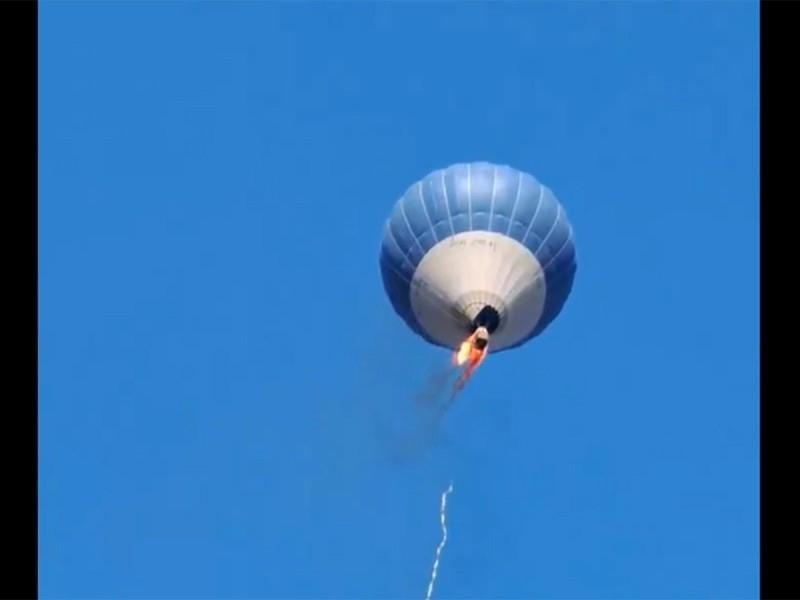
[379,162,577,350]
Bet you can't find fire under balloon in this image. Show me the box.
[379,161,577,409]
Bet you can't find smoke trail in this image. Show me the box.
[425,481,454,600]
[373,363,463,465]
[413,365,458,407]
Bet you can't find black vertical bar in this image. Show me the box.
[760,1,796,599]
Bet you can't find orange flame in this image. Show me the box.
[450,334,488,397]
[455,340,472,365]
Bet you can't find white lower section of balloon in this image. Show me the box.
[409,231,546,352]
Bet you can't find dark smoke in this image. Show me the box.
[372,364,466,465]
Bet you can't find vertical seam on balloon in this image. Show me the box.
[543,224,573,272]
[506,170,523,236]
[489,165,497,232]
[386,223,416,272]
[467,163,473,230]
[521,184,546,247]
[418,181,439,244]
[535,204,561,258]
[380,255,425,332]
[441,169,456,236]
[401,196,427,257]
[383,249,415,287]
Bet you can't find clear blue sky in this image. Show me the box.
[39,2,759,598]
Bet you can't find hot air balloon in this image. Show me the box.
[379,162,576,365]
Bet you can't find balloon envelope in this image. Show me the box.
[379,162,576,353]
